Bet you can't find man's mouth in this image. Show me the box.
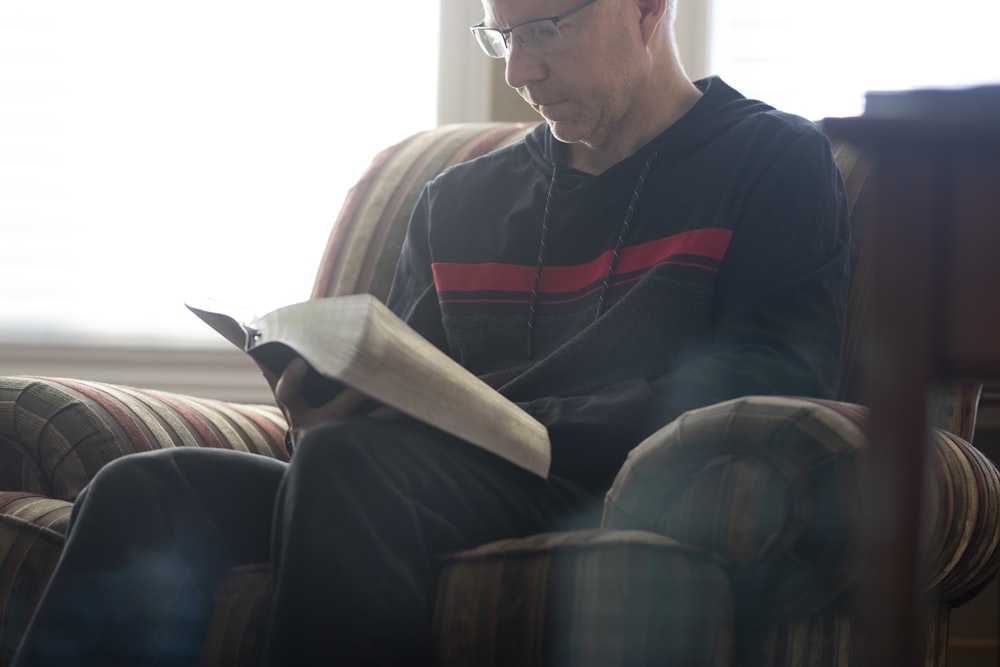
[522,89,564,111]
[534,100,566,114]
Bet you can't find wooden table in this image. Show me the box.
[825,110,1000,665]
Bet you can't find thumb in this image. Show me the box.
[275,356,311,409]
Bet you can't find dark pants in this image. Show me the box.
[13,417,598,667]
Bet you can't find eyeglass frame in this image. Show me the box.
[469,0,601,58]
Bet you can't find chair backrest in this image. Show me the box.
[312,121,981,441]
[310,122,535,301]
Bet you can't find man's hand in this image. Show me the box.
[258,356,401,446]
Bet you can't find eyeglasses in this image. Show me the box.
[470,0,601,59]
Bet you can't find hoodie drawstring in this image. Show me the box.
[526,151,659,359]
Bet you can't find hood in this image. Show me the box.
[522,76,777,178]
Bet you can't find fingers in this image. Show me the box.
[367,405,404,420]
[273,357,376,428]
[266,356,399,444]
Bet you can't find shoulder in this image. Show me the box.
[692,76,833,161]
[427,122,548,195]
[420,123,554,230]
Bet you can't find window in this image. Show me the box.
[707,0,1000,121]
[1,2,439,344]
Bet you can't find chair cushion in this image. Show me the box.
[311,123,536,301]
[433,528,733,667]
[200,564,273,667]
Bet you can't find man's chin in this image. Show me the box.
[543,117,587,145]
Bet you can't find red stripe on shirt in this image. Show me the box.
[431,228,732,295]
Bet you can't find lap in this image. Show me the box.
[82,418,600,563]
[287,417,601,542]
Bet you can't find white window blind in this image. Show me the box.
[708,0,1000,121]
[1,2,439,345]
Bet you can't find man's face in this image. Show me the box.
[483,0,645,149]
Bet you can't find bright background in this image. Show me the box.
[1,1,440,344]
[709,0,1000,120]
[2,0,998,349]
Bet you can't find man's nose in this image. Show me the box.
[504,42,547,90]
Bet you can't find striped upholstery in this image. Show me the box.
[200,564,274,667]
[758,607,946,667]
[311,122,535,301]
[759,605,949,667]
[0,376,287,500]
[0,376,286,665]
[434,530,733,667]
[0,122,997,666]
[605,397,869,624]
[0,494,72,662]
[602,396,1000,665]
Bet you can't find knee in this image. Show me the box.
[76,449,202,515]
[83,450,169,499]
[66,450,188,539]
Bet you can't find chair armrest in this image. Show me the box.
[0,376,288,502]
[603,396,1000,618]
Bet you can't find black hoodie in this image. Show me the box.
[387,77,850,492]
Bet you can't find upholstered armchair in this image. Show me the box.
[1,122,998,666]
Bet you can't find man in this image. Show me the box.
[13,0,849,664]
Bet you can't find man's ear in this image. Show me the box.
[637,0,667,44]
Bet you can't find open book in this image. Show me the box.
[186,294,550,478]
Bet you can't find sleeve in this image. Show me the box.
[521,129,852,491]
[651,128,851,417]
[384,184,451,354]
